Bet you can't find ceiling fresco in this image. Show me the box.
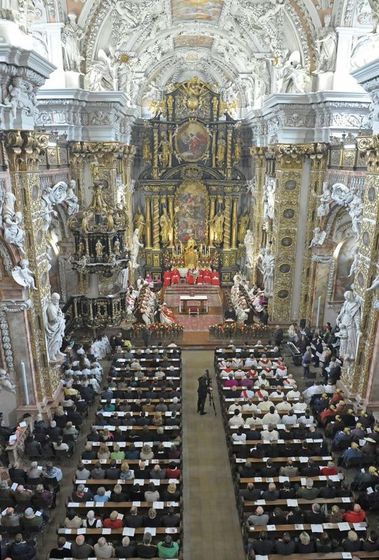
[171,0,224,21]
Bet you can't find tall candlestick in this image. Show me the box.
[20,361,30,405]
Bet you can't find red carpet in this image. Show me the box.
[164,284,223,332]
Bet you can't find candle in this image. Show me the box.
[20,361,30,406]
[316,295,321,328]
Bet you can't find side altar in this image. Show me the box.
[134,78,251,285]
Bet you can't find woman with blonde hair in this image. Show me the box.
[97,443,111,461]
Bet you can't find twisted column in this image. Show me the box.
[231,198,238,249]
[223,196,231,249]
[145,196,152,249]
[153,195,160,249]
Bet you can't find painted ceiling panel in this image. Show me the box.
[172,0,224,21]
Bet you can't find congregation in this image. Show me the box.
[215,337,379,559]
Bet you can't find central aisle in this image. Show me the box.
[182,350,245,560]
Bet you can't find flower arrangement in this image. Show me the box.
[132,322,183,338]
[209,322,269,338]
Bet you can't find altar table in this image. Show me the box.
[179,295,208,314]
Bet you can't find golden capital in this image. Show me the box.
[250,147,266,158]
[357,135,379,171]
[70,141,124,160]
[5,131,49,167]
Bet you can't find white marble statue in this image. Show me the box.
[0,368,16,393]
[367,273,379,292]
[11,259,36,289]
[309,227,327,248]
[41,181,70,230]
[331,183,363,238]
[244,230,254,268]
[130,228,144,269]
[62,14,83,72]
[367,272,379,309]
[279,51,310,93]
[263,177,276,221]
[348,250,359,278]
[3,211,25,254]
[231,0,284,33]
[41,188,57,232]
[65,180,79,215]
[336,290,361,361]
[348,194,363,237]
[314,18,337,74]
[2,191,16,221]
[117,267,129,291]
[261,247,275,298]
[316,181,332,219]
[85,49,116,92]
[368,0,379,32]
[3,78,22,118]
[45,292,66,362]
[331,182,352,206]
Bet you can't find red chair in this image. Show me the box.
[163,271,171,287]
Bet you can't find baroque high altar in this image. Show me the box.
[134,78,250,284]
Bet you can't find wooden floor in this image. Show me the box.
[182,350,245,560]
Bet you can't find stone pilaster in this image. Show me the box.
[346,136,379,396]
[270,145,312,323]
[299,146,328,322]
[250,147,266,284]
[5,131,60,403]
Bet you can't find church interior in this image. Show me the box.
[1,0,379,558]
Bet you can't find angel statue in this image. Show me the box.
[309,227,327,248]
[11,259,36,290]
[0,369,16,393]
